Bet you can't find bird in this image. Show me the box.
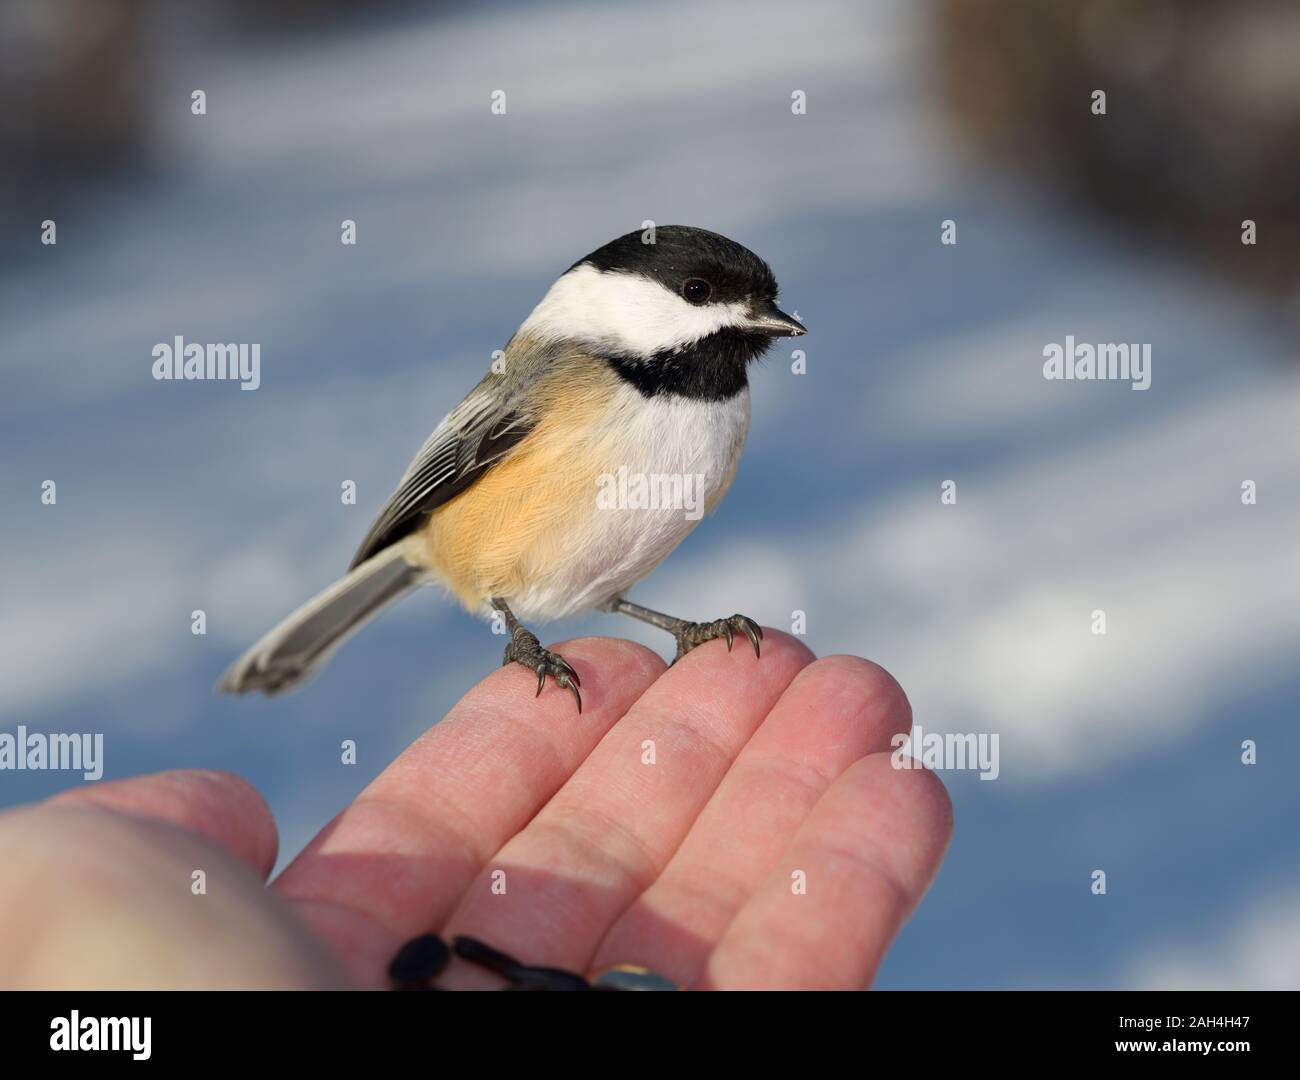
[217,226,806,711]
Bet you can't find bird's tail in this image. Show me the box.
[217,545,421,696]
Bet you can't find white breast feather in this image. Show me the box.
[506,383,750,621]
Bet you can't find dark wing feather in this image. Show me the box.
[348,388,533,570]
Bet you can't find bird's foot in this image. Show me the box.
[502,627,582,712]
[672,613,763,664]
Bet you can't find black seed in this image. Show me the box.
[504,965,591,991]
[388,933,451,987]
[453,934,522,975]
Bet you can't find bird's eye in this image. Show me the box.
[682,279,711,304]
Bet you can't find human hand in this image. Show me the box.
[0,632,951,989]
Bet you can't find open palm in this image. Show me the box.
[5,632,951,990]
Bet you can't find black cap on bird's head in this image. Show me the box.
[520,225,804,399]
[574,225,806,340]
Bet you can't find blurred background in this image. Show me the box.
[2,0,1298,989]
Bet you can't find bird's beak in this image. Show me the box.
[744,300,806,337]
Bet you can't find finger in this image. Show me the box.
[591,656,911,985]
[45,769,277,879]
[439,630,815,987]
[700,754,952,990]
[273,636,665,978]
[0,803,344,989]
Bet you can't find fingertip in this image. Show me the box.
[622,626,814,736]
[846,753,955,861]
[451,634,667,729]
[47,769,279,878]
[670,626,814,679]
[796,655,913,745]
[550,635,669,685]
[749,628,816,667]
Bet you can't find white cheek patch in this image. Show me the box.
[519,264,750,356]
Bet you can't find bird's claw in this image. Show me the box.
[503,628,582,712]
[673,614,763,664]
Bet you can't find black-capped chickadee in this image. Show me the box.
[218,226,805,710]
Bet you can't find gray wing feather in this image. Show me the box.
[348,339,566,570]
